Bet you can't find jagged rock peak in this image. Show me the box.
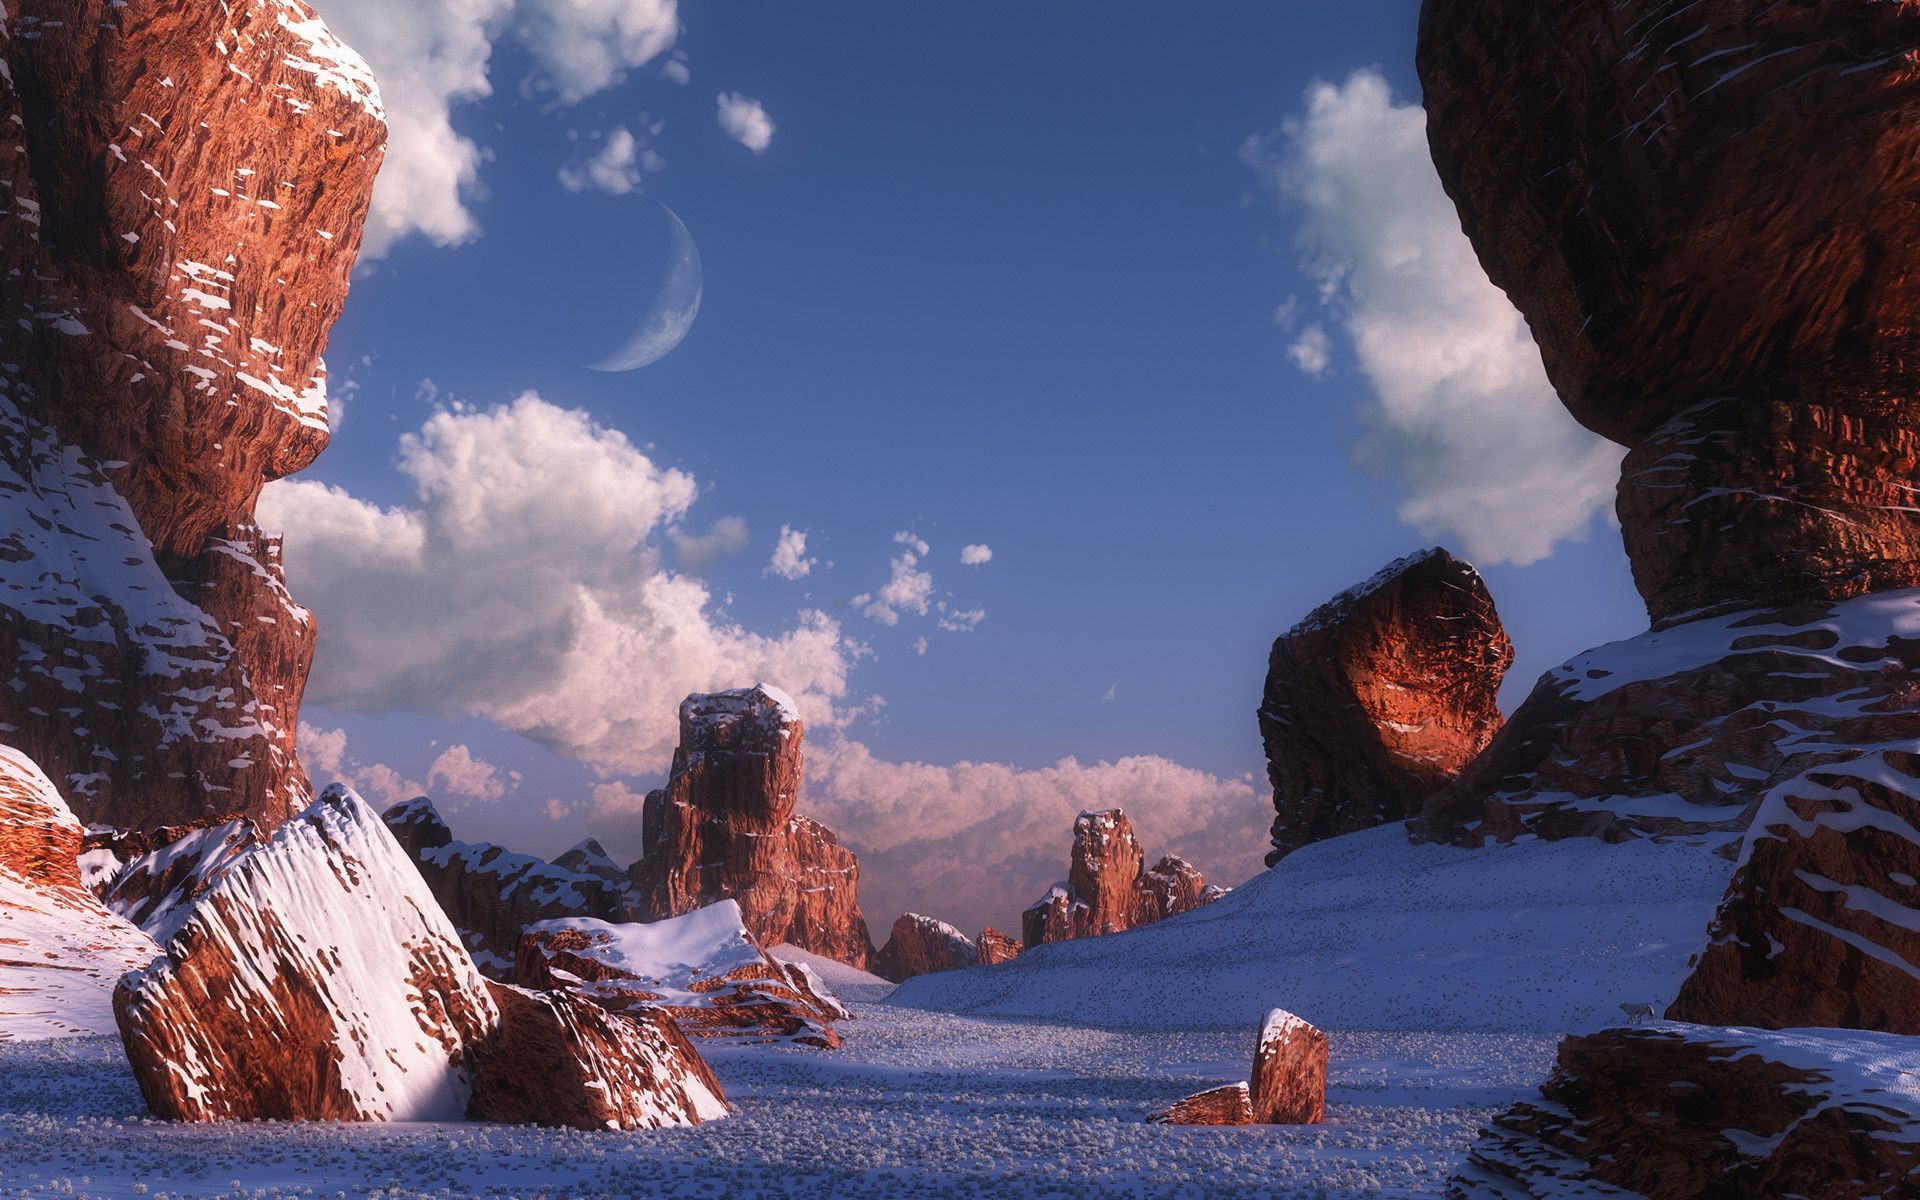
[874,913,977,982]
[1022,808,1221,947]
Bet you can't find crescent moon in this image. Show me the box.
[587,206,703,372]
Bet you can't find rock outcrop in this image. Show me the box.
[383,797,629,978]
[518,900,848,1049]
[0,745,157,1040]
[1260,549,1511,863]
[88,818,261,942]
[114,786,501,1121]
[0,0,383,829]
[630,686,875,968]
[1450,1026,1920,1200]
[1151,1008,1327,1127]
[976,927,1022,966]
[874,914,976,982]
[468,982,729,1131]
[1022,810,1221,947]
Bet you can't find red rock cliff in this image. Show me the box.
[629,686,875,968]
[0,0,383,829]
[1022,809,1222,946]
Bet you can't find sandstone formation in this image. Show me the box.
[518,900,849,1049]
[1450,1026,1920,1200]
[114,786,500,1121]
[0,745,157,1040]
[383,797,629,977]
[88,818,261,942]
[0,0,383,829]
[1260,549,1511,864]
[976,927,1022,967]
[874,914,976,982]
[1022,810,1221,947]
[630,686,875,968]
[1150,1008,1327,1127]
[468,983,729,1131]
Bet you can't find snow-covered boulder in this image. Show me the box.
[1150,1008,1326,1126]
[0,746,157,1041]
[874,913,976,982]
[519,900,848,1048]
[89,818,261,943]
[114,785,501,1121]
[469,982,729,1131]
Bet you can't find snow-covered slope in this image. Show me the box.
[889,823,1737,1032]
[770,943,896,1003]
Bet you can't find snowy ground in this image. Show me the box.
[0,1005,1553,1199]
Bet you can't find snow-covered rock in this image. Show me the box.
[873,913,976,982]
[1251,1008,1326,1124]
[89,818,261,943]
[0,746,157,1041]
[1451,1024,1920,1200]
[114,785,500,1121]
[1148,1082,1252,1126]
[520,900,848,1048]
[1021,809,1222,947]
[469,982,729,1132]
[893,822,1736,1033]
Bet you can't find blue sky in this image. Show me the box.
[284,1,1648,935]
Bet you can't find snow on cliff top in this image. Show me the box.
[682,684,801,729]
[529,901,769,1006]
[890,822,1738,1034]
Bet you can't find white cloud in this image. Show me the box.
[765,525,815,580]
[807,741,1266,937]
[558,126,647,195]
[935,602,985,633]
[1243,69,1622,566]
[892,531,929,556]
[262,393,855,778]
[312,0,680,258]
[1101,682,1117,703]
[1287,324,1332,378]
[297,722,426,809]
[661,58,690,86]
[853,548,934,626]
[669,515,749,570]
[912,636,929,656]
[716,91,775,153]
[427,743,519,804]
[959,543,992,566]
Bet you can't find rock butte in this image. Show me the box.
[1022,809,1223,947]
[873,913,976,983]
[0,0,383,830]
[1260,547,1510,863]
[629,685,876,969]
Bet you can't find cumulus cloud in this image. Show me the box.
[670,515,750,570]
[716,91,775,153]
[807,741,1267,936]
[427,743,520,804]
[1243,69,1622,566]
[1287,324,1333,378]
[959,544,992,566]
[298,722,426,809]
[558,126,649,195]
[765,525,815,580]
[312,0,680,258]
[261,393,855,778]
[852,547,934,626]
[661,57,691,86]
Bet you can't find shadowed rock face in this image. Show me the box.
[1420,0,1920,625]
[0,0,383,828]
[1261,549,1510,863]
[629,686,875,968]
[1021,809,1222,947]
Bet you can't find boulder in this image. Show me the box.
[0,745,157,1040]
[1260,549,1510,863]
[1022,810,1222,946]
[976,927,1022,966]
[113,786,500,1121]
[1250,1008,1327,1125]
[630,686,876,968]
[1148,1083,1252,1127]
[1449,1026,1920,1200]
[874,914,976,982]
[1420,0,1920,626]
[518,900,847,1049]
[87,818,261,942]
[468,982,729,1131]
[383,797,629,978]
[0,0,383,828]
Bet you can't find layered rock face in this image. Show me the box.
[630,686,875,968]
[1419,0,1920,625]
[1260,549,1510,863]
[1450,1026,1920,1200]
[383,798,630,977]
[0,745,157,1040]
[975,926,1022,967]
[114,787,500,1121]
[518,900,848,1049]
[1022,810,1221,947]
[89,818,261,943]
[874,914,976,983]
[1151,1008,1327,1127]
[0,0,383,829]
[469,983,730,1131]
